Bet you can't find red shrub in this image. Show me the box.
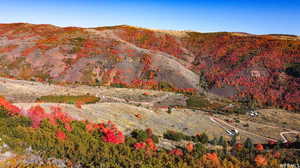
[21,46,36,56]
[145,138,157,151]
[255,144,264,151]
[85,123,96,132]
[50,106,73,125]
[143,92,151,96]
[273,151,281,159]
[56,130,67,141]
[64,123,73,132]
[169,149,183,156]
[99,121,125,144]
[0,97,21,115]
[186,143,194,152]
[134,142,146,150]
[0,44,18,53]
[254,155,268,166]
[27,105,47,128]
[204,153,219,162]
[134,137,157,152]
[75,100,83,109]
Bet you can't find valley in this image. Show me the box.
[1,77,299,144]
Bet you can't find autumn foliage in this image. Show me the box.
[204,152,219,162]
[255,144,264,151]
[134,138,157,152]
[56,130,67,141]
[169,149,183,156]
[0,97,21,115]
[100,121,125,144]
[0,97,295,167]
[185,143,194,152]
[1,24,299,110]
[203,152,220,165]
[134,142,146,150]
[254,155,268,166]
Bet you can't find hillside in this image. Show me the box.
[0,23,299,111]
[0,77,299,167]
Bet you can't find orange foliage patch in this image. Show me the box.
[56,130,67,141]
[21,46,36,56]
[254,155,268,166]
[134,142,146,150]
[255,144,264,151]
[185,143,194,152]
[75,100,83,109]
[0,97,21,116]
[204,152,219,162]
[273,151,281,159]
[0,44,18,53]
[169,149,183,156]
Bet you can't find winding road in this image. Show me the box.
[210,116,299,143]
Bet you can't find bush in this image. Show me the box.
[163,130,191,141]
[192,133,209,144]
[131,129,148,142]
[131,129,159,143]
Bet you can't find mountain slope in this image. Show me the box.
[0,23,299,110]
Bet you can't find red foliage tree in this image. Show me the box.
[134,142,146,150]
[0,97,21,115]
[204,152,219,162]
[27,105,47,128]
[255,144,264,151]
[169,149,183,156]
[254,155,268,166]
[56,130,67,141]
[21,46,36,56]
[186,143,194,152]
[273,151,281,159]
[145,138,157,151]
[99,121,125,144]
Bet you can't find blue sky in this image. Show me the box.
[0,0,299,35]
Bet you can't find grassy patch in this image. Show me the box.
[36,95,100,104]
[186,95,249,115]
[186,95,211,109]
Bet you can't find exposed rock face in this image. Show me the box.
[0,23,300,110]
